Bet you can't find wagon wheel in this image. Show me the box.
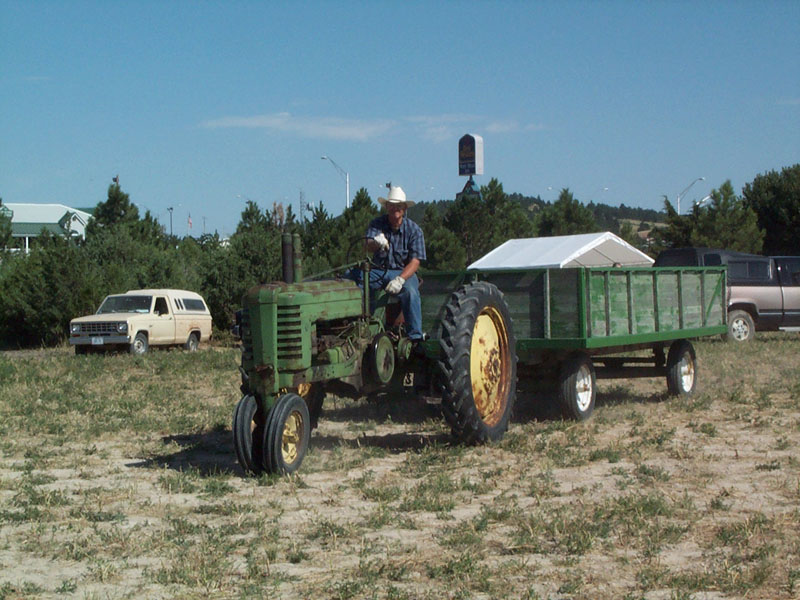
[232,394,265,475]
[438,281,517,443]
[295,382,325,430]
[263,393,311,475]
[558,354,596,420]
[666,340,697,397]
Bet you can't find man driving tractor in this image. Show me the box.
[362,185,426,342]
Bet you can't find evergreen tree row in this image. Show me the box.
[0,164,797,348]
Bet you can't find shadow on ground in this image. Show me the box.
[129,379,668,477]
[128,394,449,477]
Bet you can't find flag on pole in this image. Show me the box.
[188,213,192,229]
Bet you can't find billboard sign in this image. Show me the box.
[458,133,484,176]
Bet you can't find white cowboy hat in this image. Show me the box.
[378,185,415,207]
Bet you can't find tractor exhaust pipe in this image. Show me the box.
[281,232,294,283]
[292,233,303,283]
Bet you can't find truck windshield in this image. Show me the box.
[97,295,152,314]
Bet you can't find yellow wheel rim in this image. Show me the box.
[281,410,304,464]
[469,306,511,426]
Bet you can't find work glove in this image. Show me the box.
[385,276,405,295]
[373,233,390,252]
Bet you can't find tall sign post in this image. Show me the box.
[457,133,484,200]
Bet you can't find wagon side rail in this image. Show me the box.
[419,266,728,359]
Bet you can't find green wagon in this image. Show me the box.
[416,265,727,430]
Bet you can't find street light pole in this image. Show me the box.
[694,194,712,210]
[676,177,705,215]
[167,206,174,237]
[321,155,350,209]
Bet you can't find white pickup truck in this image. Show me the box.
[69,289,213,354]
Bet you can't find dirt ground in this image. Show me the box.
[0,337,798,599]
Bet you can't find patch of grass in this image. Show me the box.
[201,475,235,497]
[589,445,622,463]
[710,488,732,511]
[399,473,458,514]
[439,519,487,551]
[755,460,781,471]
[528,469,561,498]
[306,517,354,545]
[400,443,463,477]
[635,463,671,482]
[158,469,201,494]
[353,470,403,503]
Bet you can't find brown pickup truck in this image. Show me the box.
[654,249,800,341]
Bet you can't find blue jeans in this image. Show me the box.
[347,268,423,340]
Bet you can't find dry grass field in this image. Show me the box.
[0,334,798,599]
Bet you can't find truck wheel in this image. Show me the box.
[263,393,310,475]
[439,281,517,444]
[129,332,148,355]
[559,354,596,420]
[296,382,324,430]
[666,340,697,397]
[184,332,200,352]
[232,394,264,475]
[727,310,754,342]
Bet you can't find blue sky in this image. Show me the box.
[2,1,798,237]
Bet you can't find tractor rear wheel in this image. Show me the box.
[438,281,517,443]
[232,394,265,476]
[263,393,311,475]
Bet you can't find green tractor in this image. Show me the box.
[232,233,518,475]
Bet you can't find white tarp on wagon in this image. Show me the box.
[468,231,654,270]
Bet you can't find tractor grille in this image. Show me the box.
[78,322,118,335]
[277,305,303,360]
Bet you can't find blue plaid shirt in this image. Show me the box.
[366,215,426,270]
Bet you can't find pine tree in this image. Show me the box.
[689,181,763,252]
[742,164,800,255]
[536,188,597,236]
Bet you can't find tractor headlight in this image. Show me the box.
[117,322,128,333]
[71,323,81,333]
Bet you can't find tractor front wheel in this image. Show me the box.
[438,281,517,444]
[263,393,311,475]
[232,394,264,476]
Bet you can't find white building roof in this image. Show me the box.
[468,232,654,270]
[4,203,93,225]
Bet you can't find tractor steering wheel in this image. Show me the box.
[346,236,389,279]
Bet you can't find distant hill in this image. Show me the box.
[407,192,665,232]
